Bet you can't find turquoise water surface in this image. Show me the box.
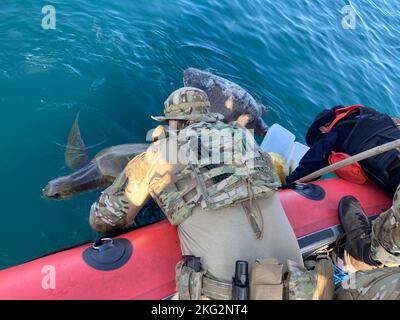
[1,0,399,269]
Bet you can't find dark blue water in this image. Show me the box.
[1,0,399,269]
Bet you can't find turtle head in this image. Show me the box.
[247,116,269,138]
[42,176,77,200]
[42,162,105,200]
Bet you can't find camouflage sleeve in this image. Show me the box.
[370,185,400,266]
[89,152,152,233]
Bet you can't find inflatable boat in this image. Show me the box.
[0,178,391,300]
[0,124,392,299]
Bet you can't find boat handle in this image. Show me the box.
[92,238,114,251]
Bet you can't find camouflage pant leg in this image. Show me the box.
[370,188,400,266]
[335,268,400,300]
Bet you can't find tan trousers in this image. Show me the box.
[178,193,303,283]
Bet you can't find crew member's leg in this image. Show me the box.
[338,185,400,271]
[335,267,400,300]
[370,186,400,266]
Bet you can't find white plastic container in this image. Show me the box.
[260,124,295,160]
[260,123,309,171]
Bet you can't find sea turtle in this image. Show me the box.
[43,112,150,199]
[43,69,269,200]
[183,68,269,137]
[42,143,149,199]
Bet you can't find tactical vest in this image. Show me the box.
[148,121,281,233]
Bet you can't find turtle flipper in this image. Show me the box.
[65,111,90,170]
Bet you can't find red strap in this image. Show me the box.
[320,105,363,133]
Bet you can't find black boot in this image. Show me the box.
[338,196,381,272]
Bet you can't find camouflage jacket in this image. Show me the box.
[90,121,280,232]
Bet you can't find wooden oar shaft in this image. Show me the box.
[296,139,400,183]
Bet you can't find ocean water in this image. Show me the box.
[1,0,399,269]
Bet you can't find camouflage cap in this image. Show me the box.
[152,87,224,122]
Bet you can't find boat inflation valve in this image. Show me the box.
[292,183,325,201]
[82,238,133,271]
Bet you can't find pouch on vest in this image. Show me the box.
[175,260,206,300]
[250,258,283,300]
[328,151,368,185]
[149,166,197,226]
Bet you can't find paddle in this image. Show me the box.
[295,139,400,183]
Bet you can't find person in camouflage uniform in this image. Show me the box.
[287,258,400,300]
[89,87,303,300]
[338,185,400,271]
[89,87,400,300]
[288,184,400,300]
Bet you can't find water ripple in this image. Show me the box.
[1,0,400,269]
